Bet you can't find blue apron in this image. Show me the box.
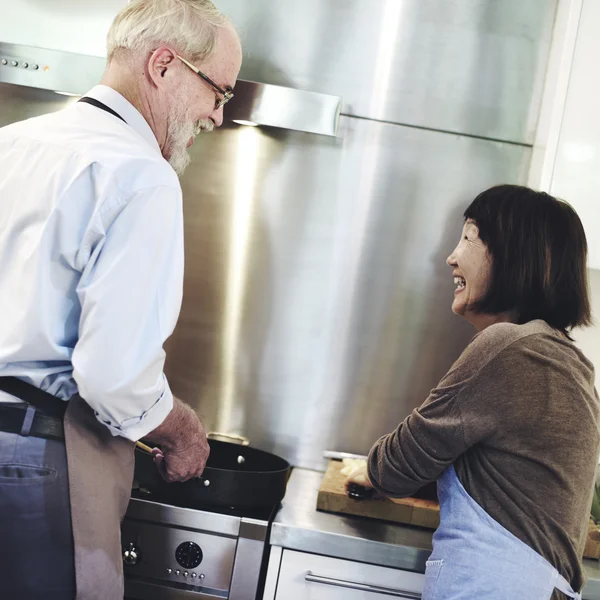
[423,465,582,599]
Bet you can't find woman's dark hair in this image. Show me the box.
[464,184,591,338]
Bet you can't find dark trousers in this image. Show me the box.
[0,417,75,599]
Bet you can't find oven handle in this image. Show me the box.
[305,571,422,598]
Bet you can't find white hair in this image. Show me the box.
[107,0,231,62]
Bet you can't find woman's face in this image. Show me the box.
[446,220,493,328]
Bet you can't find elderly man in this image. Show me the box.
[0,1,242,598]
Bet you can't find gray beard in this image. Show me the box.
[167,116,214,176]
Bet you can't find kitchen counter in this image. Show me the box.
[271,468,600,599]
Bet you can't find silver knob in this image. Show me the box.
[22,62,28,68]
[237,455,245,464]
[11,60,18,67]
[33,64,39,70]
[184,572,189,577]
[191,573,197,578]
[200,574,205,580]
[203,479,210,487]
[123,543,139,566]
[1,59,7,65]
[176,570,181,576]
[167,568,172,574]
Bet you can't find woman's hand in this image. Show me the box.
[342,458,375,491]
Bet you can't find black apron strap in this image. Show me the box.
[78,97,127,124]
[0,377,67,419]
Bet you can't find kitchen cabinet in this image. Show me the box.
[263,548,424,600]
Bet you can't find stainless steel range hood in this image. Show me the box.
[226,79,342,137]
[0,41,341,136]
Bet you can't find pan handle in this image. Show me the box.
[207,432,250,446]
[135,441,154,454]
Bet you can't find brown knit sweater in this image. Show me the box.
[368,320,600,597]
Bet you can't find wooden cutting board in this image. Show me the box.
[316,460,600,559]
[585,519,600,559]
[316,459,440,529]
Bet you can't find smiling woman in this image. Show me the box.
[446,219,494,328]
[455,185,591,337]
[351,184,598,600]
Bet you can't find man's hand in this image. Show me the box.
[143,398,210,483]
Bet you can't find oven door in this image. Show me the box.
[122,518,237,599]
[125,579,227,599]
[125,578,228,599]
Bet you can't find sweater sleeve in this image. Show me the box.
[367,323,526,497]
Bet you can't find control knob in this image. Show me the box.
[175,542,203,569]
[123,542,140,566]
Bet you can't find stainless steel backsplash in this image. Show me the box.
[217,0,557,143]
[168,116,530,470]
[0,0,557,469]
[163,0,553,468]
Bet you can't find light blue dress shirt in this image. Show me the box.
[0,85,184,441]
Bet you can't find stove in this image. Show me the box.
[121,492,276,600]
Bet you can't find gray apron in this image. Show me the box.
[0,377,135,599]
[64,395,134,600]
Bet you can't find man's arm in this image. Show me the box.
[71,185,208,480]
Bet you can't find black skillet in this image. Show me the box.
[134,439,291,511]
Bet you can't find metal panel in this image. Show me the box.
[121,520,237,593]
[262,546,283,600]
[0,43,341,135]
[166,114,531,470]
[0,42,104,95]
[124,498,241,538]
[270,469,432,572]
[228,80,342,136]
[228,519,270,600]
[124,579,228,599]
[0,83,76,127]
[216,0,557,143]
[0,77,532,473]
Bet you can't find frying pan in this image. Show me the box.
[134,439,291,511]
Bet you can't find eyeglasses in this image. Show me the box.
[176,55,234,110]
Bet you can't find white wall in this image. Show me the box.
[529,0,600,270]
[573,269,600,386]
[550,0,600,271]
[0,0,126,57]
[527,0,599,382]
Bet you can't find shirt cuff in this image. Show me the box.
[94,383,174,442]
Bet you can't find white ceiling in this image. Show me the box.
[0,0,128,57]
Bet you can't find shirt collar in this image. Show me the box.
[83,85,162,155]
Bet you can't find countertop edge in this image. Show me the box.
[270,468,600,599]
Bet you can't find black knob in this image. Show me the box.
[347,482,375,500]
[175,542,203,569]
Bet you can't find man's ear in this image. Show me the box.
[147,45,178,88]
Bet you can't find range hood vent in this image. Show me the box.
[0,41,341,137]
